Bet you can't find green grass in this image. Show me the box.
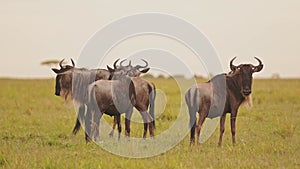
[0,78,299,168]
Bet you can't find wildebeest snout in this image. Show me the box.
[242,88,251,96]
[55,91,60,96]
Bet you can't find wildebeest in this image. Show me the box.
[51,59,111,135]
[52,58,156,140]
[107,59,156,138]
[71,59,132,135]
[185,57,263,146]
[107,62,156,138]
[85,69,137,141]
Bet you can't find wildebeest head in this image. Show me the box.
[51,59,75,97]
[107,59,150,78]
[107,59,125,80]
[229,57,263,96]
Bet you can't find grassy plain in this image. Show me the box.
[0,78,299,168]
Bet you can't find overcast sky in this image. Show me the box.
[0,0,299,78]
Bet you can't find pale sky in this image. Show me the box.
[0,0,299,78]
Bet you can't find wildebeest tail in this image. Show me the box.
[185,87,199,113]
[72,105,85,135]
[185,87,199,128]
[148,82,156,129]
[84,83,97,142]
[87,83,98,109]
[129,80,137,106]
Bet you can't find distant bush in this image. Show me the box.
[194,74,205,79]
[141,74,154,78]
[271,73,280,79]
[157,74,167,79]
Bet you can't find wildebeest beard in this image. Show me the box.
[57,73,73,102]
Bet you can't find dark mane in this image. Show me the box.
[72,68,101,104]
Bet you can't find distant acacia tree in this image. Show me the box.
[40,59,66,67]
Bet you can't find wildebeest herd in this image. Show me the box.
[52,57,263,146]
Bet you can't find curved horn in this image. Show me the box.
[254,57,262,66]
[113,58,120,69]
[70,58,75,67]
[59,59,65,69]
[141,59,148,68]
[253,57,263,72]
[120,59,127,67]
[135,59,148,69]
[230,57,237,71]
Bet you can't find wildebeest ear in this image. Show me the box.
[52,68,60,74]
[253,57,263,72]
[230,65,237,71]
[253,64,263,72]
[140,68,150,73]
[107,65,115,72]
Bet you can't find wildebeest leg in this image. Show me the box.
[125,109,133,137]
[73,105,85,135]
[140,111,150,138]
[144,111,154,137]
[116,114,121,140]
[85,104,93,143]
[143,122,148,139]
[149,87,156,130]
[148,114,154,137]
[218,114,226,147]
[196,112,206,144]
[230,114,237,146]
[109,116,117,137]
[92,111,103,142]
[189,111,196,144]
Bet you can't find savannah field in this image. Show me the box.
[0,77,299,169]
